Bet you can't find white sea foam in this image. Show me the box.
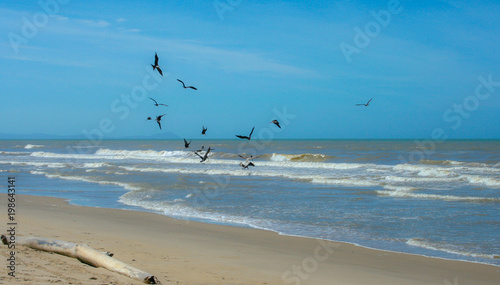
[95,148,187,158]
[28,149,388,173]
[24,144,44,149]
[0,151,28,156]
[82,162,111,168]
[119,193,257,227]
[9,161,69,168]
[118,165,380,187]
[407,238,500,260]
[30,151,97,160]
[376,189,500,202]
[384,175,460,183]
[30,171,142,191]
[461,175,500,188]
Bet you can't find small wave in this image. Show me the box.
[270,153,335,162]
[24,144,45,149]
[420,159,495,168]
[376,189,499,203]
[8,161,69,168]
[119,165,379,187]
[461,175,500,188]
[0,151,28,156]
[82,162,112,168]
[30,171,142,191]
[407,238,500,260]
[95,148,187,158]
[384,175,460,183]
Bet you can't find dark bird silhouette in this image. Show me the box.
[194,147,211,163]
[151,52,163,76]
[149,97,168,107]
[270,120,281,128]
[177,79,197,90]
[183,139,191,148]
[201,126,207,135]
[195,146,205,153]
[235,127,255,140]
[356,98,373,107]
[239,161,255,169]
[238,154,261,162]
[147,114,166,130]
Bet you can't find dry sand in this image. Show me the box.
[0,194,498,285]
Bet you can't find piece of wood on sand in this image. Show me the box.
[1,235,161,284]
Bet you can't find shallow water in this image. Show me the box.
[1,139,499,265]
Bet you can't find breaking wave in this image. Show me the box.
[406,238,500,260]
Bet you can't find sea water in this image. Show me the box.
[0,139,499,265]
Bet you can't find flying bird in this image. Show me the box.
[239,153,259,169]
[238,154,261,162]
[270,120,281,128]
[183,139,191,148]
[151,52,163,76]
[235,127,255,140]
[201,126,207,135]
[149,97,168,107]
[194,147,211,163]
[356,98,373,107]
[177,79,197,90]
[239,161,255,169]
[147,114,166,130]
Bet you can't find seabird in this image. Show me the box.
[270,120,281,128]
[151,52,163,76]
[195,146,205,153]
[201,126,207,135]
[149,97,168,107]
[239,161,255,169]
[183,139,191,148]
[238,154,261,162]
[148,114,165,130]
[194,147,211,163]
[177,79,197,90]
[356,98,373,107]
[236,127,255,140]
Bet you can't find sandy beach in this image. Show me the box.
[0,194,498,285]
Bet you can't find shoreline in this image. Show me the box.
[1,194,499,284]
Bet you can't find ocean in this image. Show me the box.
[1,139,499,266]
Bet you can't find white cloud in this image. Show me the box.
[78,19,110,28]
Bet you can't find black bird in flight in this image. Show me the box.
[183,139,191,148]
[177,79,197,90]
[238,154,261,162]
[149,97,168,107]
[194,147,211,163]
[356,98,373,107]
[151,52,163,76]
[236,127,255,140]
[201,126,207,135]
[147,114,166,130]
[239,161,255,169]
[270,120,281,128]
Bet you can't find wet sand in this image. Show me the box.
[0,194,498,284]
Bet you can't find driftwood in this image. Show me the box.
[1,235,161,284]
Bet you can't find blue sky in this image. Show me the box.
[1,0,499,139]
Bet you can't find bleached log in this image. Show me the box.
[1,235,161,284]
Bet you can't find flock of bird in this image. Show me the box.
[145,52,373,168]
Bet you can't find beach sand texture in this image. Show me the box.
[1,195,498,285]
